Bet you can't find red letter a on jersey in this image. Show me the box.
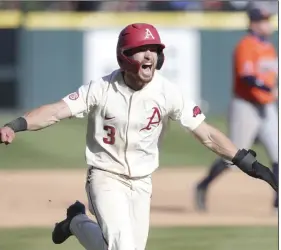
[140,107,161,131]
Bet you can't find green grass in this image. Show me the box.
[0,115,269,169]
[0,226,277,250]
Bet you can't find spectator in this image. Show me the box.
[202,0,223,11]
[75,1,101,11]
[223,1,249,11]
[0,1,20,10]
[169,1,203,11]
[248,0,278,15]
[146,1,175,11]
[223,0,278,14]
[99,0,148,11]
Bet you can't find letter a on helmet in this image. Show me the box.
[116,23,166,73]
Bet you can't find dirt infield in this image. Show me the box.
[0,168,277,228]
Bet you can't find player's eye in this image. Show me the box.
[124,49,134,57]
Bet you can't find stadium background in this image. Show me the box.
[0,1,278,250]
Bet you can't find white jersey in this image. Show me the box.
[63,69,205,177]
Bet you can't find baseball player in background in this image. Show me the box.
[0,23,278,250]
[195,8,279,212]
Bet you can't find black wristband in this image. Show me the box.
[4,117,28,132]
[232,149,247,165]
[232,149,256,166]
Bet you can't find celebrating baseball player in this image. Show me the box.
[0,23,278,250]
[195,8,279,212]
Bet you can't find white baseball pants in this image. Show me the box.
[70,167,152,250]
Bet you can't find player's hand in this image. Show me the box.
[0,126,16,144]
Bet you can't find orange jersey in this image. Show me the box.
[233,34,278,104]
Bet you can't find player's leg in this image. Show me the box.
[257,103,278,209]
[52,168,112,250]
[195,97,261,211]
[130,175,152,250]
[195,158,230,211]
[52,200,89,245]
[70,167,135,250]
[70,213,107,250]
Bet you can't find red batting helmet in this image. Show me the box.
[116,23,165,73]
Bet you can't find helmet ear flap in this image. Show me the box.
[156,52,165,70]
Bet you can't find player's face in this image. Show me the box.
[127,45,158,83]
[257,19,273,37]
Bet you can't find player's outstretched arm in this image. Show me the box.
[22,100,72,130]
[191,121,278,192]
[191,121,237,160]
[0,100,72,144]
[10,100,71,131]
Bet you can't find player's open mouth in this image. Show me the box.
[141,63,152,70]
[141,63,152,76]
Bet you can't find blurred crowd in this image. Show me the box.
[0,0,278,14]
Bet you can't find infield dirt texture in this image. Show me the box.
[0,168,277,228]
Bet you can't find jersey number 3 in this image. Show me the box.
[103,125,115,145]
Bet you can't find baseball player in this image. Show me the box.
[195,8,278,212]
[0,23,277,250]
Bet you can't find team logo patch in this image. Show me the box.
[193,106,202,117]
[68,92,79,100]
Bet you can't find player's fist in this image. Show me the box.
[0,126,15,144]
